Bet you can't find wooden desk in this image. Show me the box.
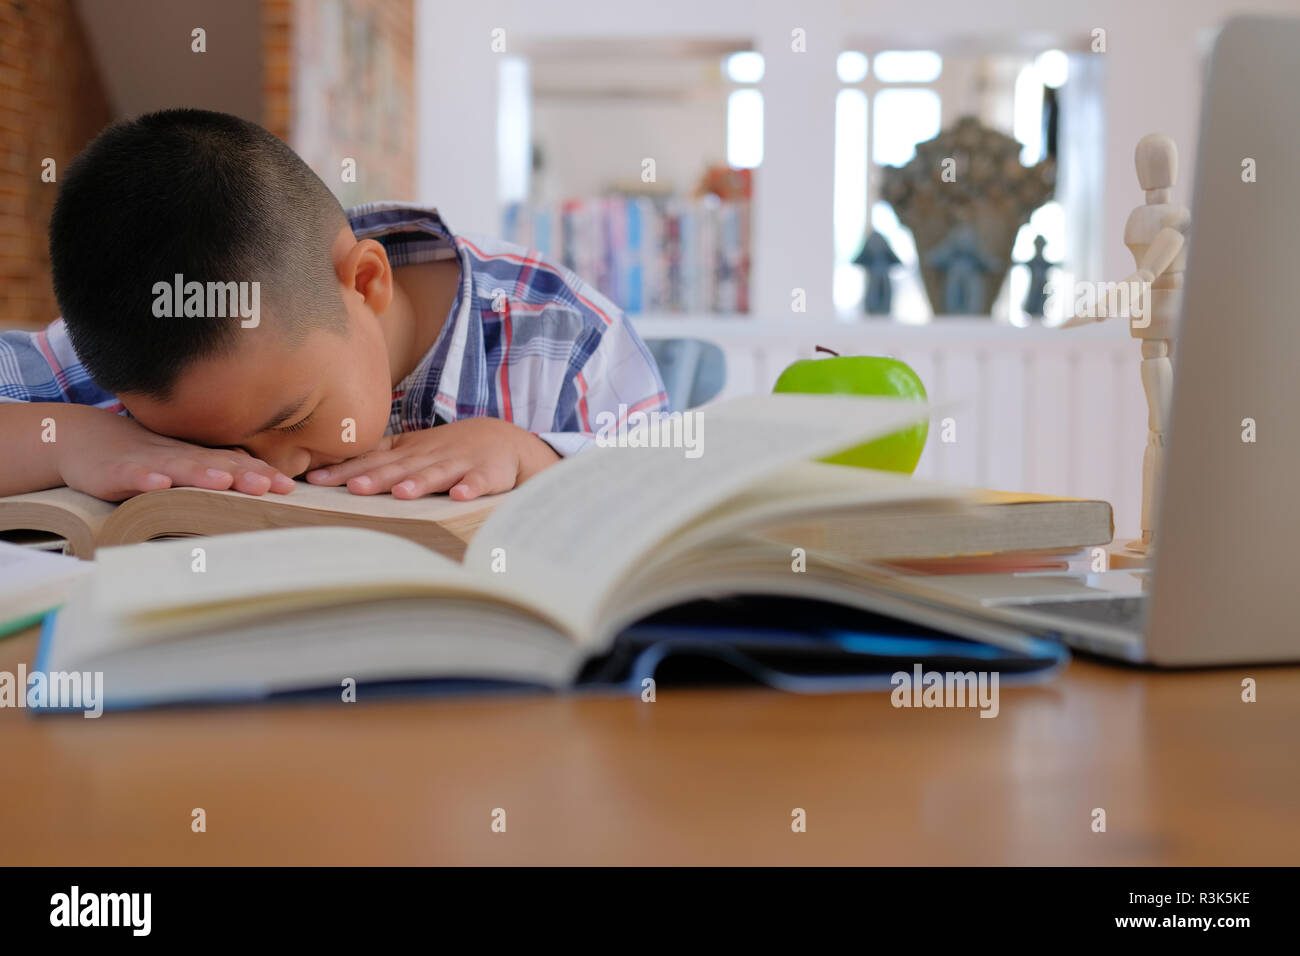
[1,624,1295,865]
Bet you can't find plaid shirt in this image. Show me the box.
[0,202,668,457]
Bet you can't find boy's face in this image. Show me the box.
[122,228,400,479]
[122,310,393,479]
[120,229,403,483]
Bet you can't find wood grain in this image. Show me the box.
[0,625,1294,865]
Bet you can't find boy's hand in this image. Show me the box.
[304,417,561,500]
[57,406,295,502]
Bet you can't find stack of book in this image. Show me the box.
[8,395,1109,709]
[502,195,750,315]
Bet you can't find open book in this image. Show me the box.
[0,481,496,560]
[0,542,90,638]
[0,462,1110,568]
[38,395,1082,709]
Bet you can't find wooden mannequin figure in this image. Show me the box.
[1064,134,1190,554]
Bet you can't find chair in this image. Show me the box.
[643,337,727,411]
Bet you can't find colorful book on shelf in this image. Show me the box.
[502,194,751,315]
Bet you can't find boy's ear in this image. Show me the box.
[336,236,393,314]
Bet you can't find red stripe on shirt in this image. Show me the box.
[497,303,514,423]
[575,371,591,433]
[617,392,669,425]
[457,237,614,327]
[515,251,538,299]
[34,330,71,392]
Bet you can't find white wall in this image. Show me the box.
[415,1,501,235]
[532,97,727,202]
[416,0,1300,300]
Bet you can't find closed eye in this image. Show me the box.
[276,410,316,435]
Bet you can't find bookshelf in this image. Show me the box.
[504,195,751,315]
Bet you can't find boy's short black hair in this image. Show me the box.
[49,108,349,398]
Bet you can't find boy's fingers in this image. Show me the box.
[212,452,293,494]
[307,451,394,485]
[390,476,430,499]
[345,459,434,496]
[449,468,500,501]
[116,463,171,497]
[231,470,274,496]
[390,461,471,499]
[156,457,236,491]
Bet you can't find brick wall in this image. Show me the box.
[261,0,293,142]
[0,0,112,329]
[0,0,413,330]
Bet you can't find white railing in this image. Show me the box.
[634,315,1145,539]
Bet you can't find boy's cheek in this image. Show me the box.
[330,399,390,456]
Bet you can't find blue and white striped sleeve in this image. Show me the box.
[0,319,119,408]
[535,306,669,457]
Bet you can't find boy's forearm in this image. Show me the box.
[0,402,97,496]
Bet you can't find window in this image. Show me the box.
[833,50,944,319]
[834,46,1089,323]
[727,88,763,169]
[872,89,942,166]
[724,52,763,170]
[1004,50,1069,325]
[872,50,943,83]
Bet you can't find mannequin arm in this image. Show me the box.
[1125,226,1185,285]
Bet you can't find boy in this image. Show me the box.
[0,109,667,501]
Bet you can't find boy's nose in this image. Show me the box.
[240,442,310,480]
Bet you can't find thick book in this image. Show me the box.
[36,395,1080,709]
[756,487,1112,562]
[0,466,1111,567]
[0,481,497,561]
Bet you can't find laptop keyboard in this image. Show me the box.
[1011,596,1147,630]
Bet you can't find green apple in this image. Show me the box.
[773,347,928,473]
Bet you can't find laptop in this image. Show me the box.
[872,16,1300,666]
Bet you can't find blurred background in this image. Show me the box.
[3,0,1293,534]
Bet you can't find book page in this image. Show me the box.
[176,481,504,521]
[0,541,91,625]
[604,461,971,595]
[98,480,506,562]
[50,527,573,670]
[0,486,117,558]
[465,393,938,640]
[91,526,520,627]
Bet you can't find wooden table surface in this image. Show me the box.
[1,624,1296,865]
